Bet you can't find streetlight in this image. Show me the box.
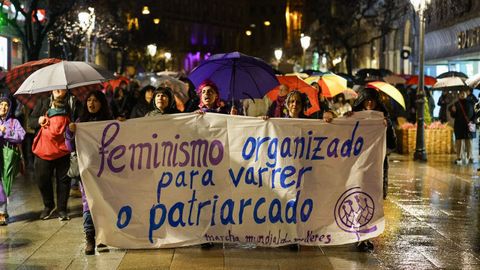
[410,0,431,162]
[274,48,282,69]
[300,34,311,70]
[147,44,157,72]
[164,52,172,71]
[78,7,95,62]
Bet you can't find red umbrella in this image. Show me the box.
[266,75,320,116]
[403,75,437,86]
[5,58,62,93]
[104,75,129,90]
[14,84,103,109]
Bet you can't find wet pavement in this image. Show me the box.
[1,152,480,269]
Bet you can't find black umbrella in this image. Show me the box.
[354,68,393,84]
[436,71,468,79]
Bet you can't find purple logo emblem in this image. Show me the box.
[334,187,377,240]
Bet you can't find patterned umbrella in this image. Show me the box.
[5,58,62,93]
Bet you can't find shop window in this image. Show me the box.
[0,36,7,70]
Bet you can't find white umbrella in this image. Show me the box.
[466,73,480,89]
[432,77,469,91]
[137,73,189,104]
[14,61,115,96]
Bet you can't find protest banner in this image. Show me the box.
[76,111,386,248]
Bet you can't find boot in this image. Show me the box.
[85,231,96,255]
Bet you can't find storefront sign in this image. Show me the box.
[76,112,386,249]
[457,26,480,49]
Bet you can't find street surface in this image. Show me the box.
[0,152,479,269]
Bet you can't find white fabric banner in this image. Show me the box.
[76,111,386,249]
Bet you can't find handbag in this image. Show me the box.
[67,152,80,178]
[469,122,476,133]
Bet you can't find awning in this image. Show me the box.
[425,17,480,61]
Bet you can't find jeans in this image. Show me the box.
[83,210,95,234]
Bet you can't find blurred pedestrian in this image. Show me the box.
[266,84,289,117]
[311,82,332,119]
[449,90,475,165]
[130,85,155,118]
[438,91,451,123]
[110,87,131,121]
[181,78,200,113]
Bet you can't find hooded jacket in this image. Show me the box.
[353,88,397,150]
[0,97,25,146]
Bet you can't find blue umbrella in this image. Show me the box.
[188,52,279,101]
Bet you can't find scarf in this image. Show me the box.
[274,95,287,117]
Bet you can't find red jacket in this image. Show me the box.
[32,114,70,160]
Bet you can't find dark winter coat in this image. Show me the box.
[450,99,476,140]
[29,94,81,132]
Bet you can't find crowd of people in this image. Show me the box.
[0,72,477,255]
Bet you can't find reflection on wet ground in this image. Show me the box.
[0,153,479,269]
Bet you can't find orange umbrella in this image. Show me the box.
[316,73,348,98]
[404,75,437,86]
[266,75,320,116]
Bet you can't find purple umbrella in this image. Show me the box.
[188,52,279,101]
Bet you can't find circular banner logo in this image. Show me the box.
[334,187,376,239]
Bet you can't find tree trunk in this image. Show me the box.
[346,47,354,76]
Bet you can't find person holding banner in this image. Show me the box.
[350,87,397,251]
[196,80,237,115]
[146,87,179,116]
[284,90,308,119]
[0,97,26,226]
[66,90,113,255]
